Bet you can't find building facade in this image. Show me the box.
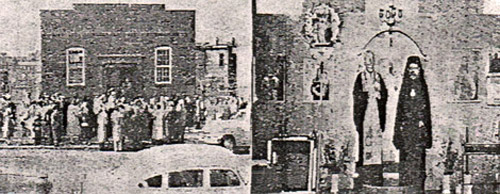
[197,41,238,97]
[40,4,200,98]
[252,0,499,193]
[0,53,15,95]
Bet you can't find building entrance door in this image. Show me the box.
[268,136,318,192]
[103,64,145,99]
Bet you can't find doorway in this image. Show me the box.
[269,136,318,192]
[103,64,145,99]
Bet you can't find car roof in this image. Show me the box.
[128,144,239,168]
[137,144,234,157]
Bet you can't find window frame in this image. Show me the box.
[154,47,173,84]
[66,47,86,86]
[166,169,204,189]
[209,169,241,187]
[138,174,163,189]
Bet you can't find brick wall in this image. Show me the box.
[40,4,200,98]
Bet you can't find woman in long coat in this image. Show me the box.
[111,104,125,151]
[66,99,82,144]
[151,100,166,143]
[393,56,432,193]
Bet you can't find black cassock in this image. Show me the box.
[393,56,432,193]
[352,71,388,165]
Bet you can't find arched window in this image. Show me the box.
[66,48,85,86]
[155,47,172,84]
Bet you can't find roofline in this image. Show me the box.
[40,3,196,12]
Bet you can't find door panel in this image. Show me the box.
[273,141,311,192]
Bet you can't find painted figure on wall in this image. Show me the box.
[454,56,478,100]
[487,51,500,105]
[303,3,341,47]
[263,56,286,101]
[393,56,432,193]
[353,50,388,166]
[489,52,500,73]
[263,74,281,101]
[311,62,330,101]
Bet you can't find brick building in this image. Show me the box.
[0,53,41,102]
[0,53,16,95]
[197,41,238,97]
[10,61,42,103]
[40,4,200,98]
[252,0,498,193]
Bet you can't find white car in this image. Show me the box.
[184,118,251,151]
[83,144,250,194]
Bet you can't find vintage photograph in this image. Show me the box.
[0,0,498,193]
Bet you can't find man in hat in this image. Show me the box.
[67,98,82,144]
[151,98,166,144]
[50,94,64,145]
[1,94,15,139]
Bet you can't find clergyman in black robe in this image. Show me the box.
[393,56,432,193]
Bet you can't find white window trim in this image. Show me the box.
[154,47,172,84]
[66,47,85,86]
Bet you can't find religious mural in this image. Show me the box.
[488,51,500,74]
[453,56,479,101]
[378,3,403,30]
[351,46,434,192]
[262,55,286,101]
[304,60,330,102]
[486,48,500,105]
[303,3,341,47]
[352,50,388,166]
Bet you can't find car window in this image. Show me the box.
[168,170,203,188]
[209,169,240,187]
[139,175,162,188]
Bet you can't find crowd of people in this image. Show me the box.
[0,89,247,151]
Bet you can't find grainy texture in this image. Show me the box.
[0,0,497,194]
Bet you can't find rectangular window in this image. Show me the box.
[66,48,85,86]
[209,169,241,187]
[155,47,172,84]
[168,170,203,188]
[219,53,225,66]
[142,175,162,188]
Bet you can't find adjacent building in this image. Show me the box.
[10,61,42,103]
[0,53,15,95]
[0,53,42,103]
[197,40,238,97]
